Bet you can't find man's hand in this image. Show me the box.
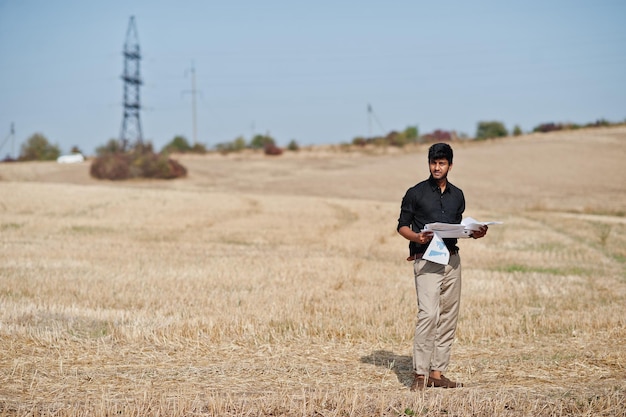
[471,225,488,239]
[397,226,434,245]
[416,231,434,244]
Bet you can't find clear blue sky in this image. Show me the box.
[1,0,625,156]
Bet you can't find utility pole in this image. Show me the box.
[367,104,372,138]
[119,16,144,150]
[183,62,199,145]
[10,122,14,159]
[367,103,385,137]
[0,123,15,160]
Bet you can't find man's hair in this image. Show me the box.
[428,142,453,164]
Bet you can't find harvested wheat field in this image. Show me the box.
[1,127,625,416]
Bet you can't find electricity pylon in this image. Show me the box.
[119,16,143,150]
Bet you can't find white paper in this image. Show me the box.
[461,217,503,232]
[423,233,450,265]
[420,218,502,265]
[423,217,502,238]
[423,223,471,238]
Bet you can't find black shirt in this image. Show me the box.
[397,176,466,256]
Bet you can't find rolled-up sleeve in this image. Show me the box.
[397,190,415,231]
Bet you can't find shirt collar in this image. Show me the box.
[428,175,450,193]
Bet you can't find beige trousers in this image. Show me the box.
[412,253,462,375]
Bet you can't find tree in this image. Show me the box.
[352,136,367,146]
[162,135,192,153]
[250,134,275,150]
[19,133,60,161]
[232,136,247,151]
[386,131,408,147]
[191,142,207,154]
[475,121,508,140]
[512,125,523,136]
[287,139,300,151]
[404,125,419,140]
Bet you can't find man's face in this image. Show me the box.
[429,158,451,181]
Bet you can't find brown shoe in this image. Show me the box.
[410,374,426,391]
[427,374,463,388]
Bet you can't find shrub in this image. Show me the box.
[512,125,523,136]
[232,136,247,151]
[352,137,367,147]
[348,126,419,148]
[90,142,186,180]
[250,134,275,150]
[161,135,207,154]
[533,122,563,133]
[215,142,235,154]
[475,121,508,140]
[404,125,419,140]
[19,133,61,161]
[533,119,616,134]
[264,142,283,156]
[386,131,409,147]
[287,139,300,152]
[89,153,131,180]
[422,129,452,142]
[191,142,207,154]
[215,136,247,155]
[585,119,611,128]
[96,138,124,156]
[162,135,192,153]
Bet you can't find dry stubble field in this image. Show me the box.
[1,127,625,416]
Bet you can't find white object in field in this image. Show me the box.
[57,153,85,164]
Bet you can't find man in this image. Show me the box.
[397,142,487,391]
